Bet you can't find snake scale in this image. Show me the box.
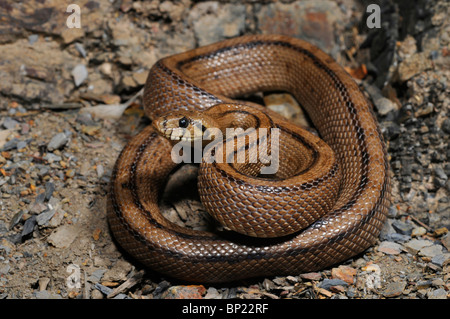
[107,35,391,283]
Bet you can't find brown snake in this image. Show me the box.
[107,35,391,283]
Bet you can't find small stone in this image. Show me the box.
[48,210,65,228]
[299,272,322,281]
[392,220,414,235]
[2,138,19,151]
[0,264,10,275]
[43,153,62,163]
[2,117,20,130]
[21,215,37,238]
[74,43,87,58]
[102,259,133,282]
[36,209,56,226]
[0,238,15,254]
[411,227,427,237]
[47,225,82,248]
[419,244,443,258]
[427,288,448,299]
[47,132,69,151]
[397,52,433,82]
[319,279,348,290]
[9,210,25,230]
[441,234,450,250]
[81,125,101,136]
[404,239,434,255]
[329,285,346,293]
[331,265,357,284]
[72,64,88,87]
[88,269,107,283]
[132,71,148,86]
[91,289,104,299]
[65,169,75,178]
[382,281,406,298]
[204,287,221,299]
[28,34,39,45]
[44,182,55,201]
[378,241,403,255]
[416,280,432,289]
[96,164,104,178]
[375,97,397,116]
[161,285,206,299]
[16,140,27,150]
[38,277,50,291]
[414,103,434,117]
[34,291,50,299]
[441,118,450,134]
[434,227,448,237]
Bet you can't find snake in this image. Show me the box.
[107,34,391,283]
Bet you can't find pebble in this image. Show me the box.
[319,279,348,290]
[331,265,357,284]
[47,132,69,151]
[88,269,107,283]
[34,290,63,299]
[161,285,206,299]
[378,241,403,255]
[299,272,322,281]
[0,0,448,301]
[411,226,427,237]
[391,220,414,235]
[71,64,88,87]
[96,164,104,178]
[419,244,443,258]
[94,283,129,299]
[382,281,406,298]
[21,215,36,238]
[427,288,448,299]
[91,289,104,299]
[28,34,38,45]
[397,52,433,82]
[36,208,56,226]
[404,239,434,255]
[74,43,87,58]
[47,225,81,248]
[439,233,450,250]
[204,287,221,299]
[102,259,133,282]
[1,138,19,151]
[441,118,450,134]
[0,264,10,275]
[2,117,20,130]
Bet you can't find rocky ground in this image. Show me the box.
[0,0,448,299]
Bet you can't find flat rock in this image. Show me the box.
[403,239,434,255]
[378,241,403,255]
[47,132,69,151]
[47,225,81,248]
[419,244,443,258]
[382,281,406,298]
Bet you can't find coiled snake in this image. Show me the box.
[107,35,390,283]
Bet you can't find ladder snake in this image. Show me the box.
[107,35,391,283]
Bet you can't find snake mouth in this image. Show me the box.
[161,127,195,142]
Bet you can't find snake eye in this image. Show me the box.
[178,117,189,128]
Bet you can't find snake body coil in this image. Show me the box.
[107,35,390,283]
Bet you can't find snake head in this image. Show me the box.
[153,110,218,142]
